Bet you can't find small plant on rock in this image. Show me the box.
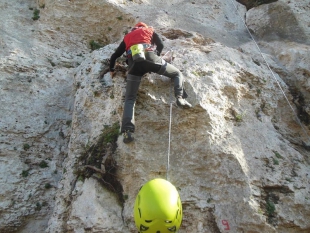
[44,183,52,189]
[235,114,243,122]
[231,109,245,123]
[66,120,72,126]
[77,122,124,204]
[21,170,29,177]
[35,202,42,211]
[89,40,104,51]
[32,8,40,20]
[272,157,279,165]
[273,151,283,159]
[266,200,275,216]
[23,144,30,150]
[39,160,48,168]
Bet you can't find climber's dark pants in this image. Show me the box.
[121,51,185,133]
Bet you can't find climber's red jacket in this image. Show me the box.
[124,27,154,51]
[109,26,164,72]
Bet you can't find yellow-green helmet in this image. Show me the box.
[134,178,182,233]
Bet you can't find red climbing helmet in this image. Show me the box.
[135,22,148,28]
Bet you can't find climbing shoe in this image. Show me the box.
[176,97,192,109]
[123,130,134,143]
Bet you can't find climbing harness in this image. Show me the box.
[229,0,310,144]
[130,44,146,61]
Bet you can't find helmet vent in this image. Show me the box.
[138,208,141,218]
[168,226,176,232]
[176,209,179,219]
[165,220,172,223]
[138,195,141,205]
[145,220,152,223]
[140,224,149,231]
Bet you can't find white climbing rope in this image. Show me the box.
[161,49,174,181]
[229,0,310,143]
[167,51,174,181]
[167,83,173,181]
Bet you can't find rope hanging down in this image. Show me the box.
[160,49,174,181]
[229,0,310,144]
[167,50,174,181]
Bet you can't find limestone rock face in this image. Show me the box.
[245,0,310,125]
[246,0,310,44]
[0,0,309,233]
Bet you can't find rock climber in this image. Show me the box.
[109,22,192,143]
